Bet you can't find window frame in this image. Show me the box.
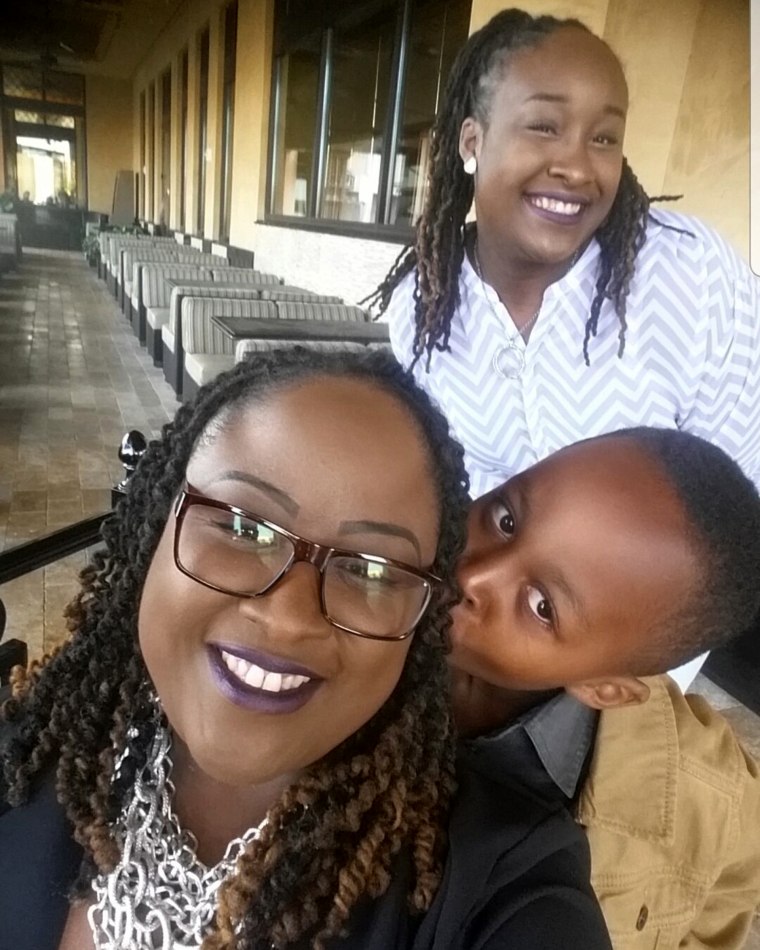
[264,0,469,242]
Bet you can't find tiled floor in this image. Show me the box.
[0,250,759,945]
[0,249,178,657]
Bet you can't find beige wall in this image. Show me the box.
[469,0,751,258]
[86,76,134,214]
[228,0,274,247]
[132,0,274,240]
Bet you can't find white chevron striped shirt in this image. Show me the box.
[387,211,760,500]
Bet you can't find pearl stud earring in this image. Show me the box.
[463,155,477,175]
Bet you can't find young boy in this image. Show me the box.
[449,427,760,949]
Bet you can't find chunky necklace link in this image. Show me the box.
[88,721,265,949]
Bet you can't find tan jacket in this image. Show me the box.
[577,676,760,949]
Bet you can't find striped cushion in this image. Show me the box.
[167,286,263,335]
[161,324,175,353]
[110,236,174,274]
[181,297,278,355]
[261,289,343,304]
[274,301,369,323]
[124,248,178,293]
[211,268,280,284]
[235,339,368,362]
[140,264,214,309]
[185,352,235,386]
[147,306,170,330]
[179,252,231,267]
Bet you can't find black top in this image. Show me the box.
[464,691,599,805]
[0,722,610,950]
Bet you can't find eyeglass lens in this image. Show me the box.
[177,504,430,638]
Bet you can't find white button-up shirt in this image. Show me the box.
[387,211,760,500]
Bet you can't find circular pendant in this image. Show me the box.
[492,342,526,380]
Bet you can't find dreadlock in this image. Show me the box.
[1,347,470,949]
[364,8,684,368]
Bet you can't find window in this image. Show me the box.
[147,80,156,218]
[268,0,471,235]
[269,37,321,217]
[320,12,395,223]
[179,48,189,231]
[197,26,210,235]
[139,90,146,218]
[160,68,172,227]
[0,65,87,207]
[219,0,238,241]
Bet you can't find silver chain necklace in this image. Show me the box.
[471,238,580,380]
[87,721,265,949]
[471,239,540,381]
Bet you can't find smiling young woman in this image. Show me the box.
[368,7,760,690]
[0,348,611,950]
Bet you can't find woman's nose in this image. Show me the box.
[547,137,594,185]
[237,562,331,636]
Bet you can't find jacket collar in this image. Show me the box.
[575,676,678,845]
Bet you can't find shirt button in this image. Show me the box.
[635,905,649,931]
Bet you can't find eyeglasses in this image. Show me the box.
[172,483,440,641]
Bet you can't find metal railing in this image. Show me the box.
[0,431,146,685]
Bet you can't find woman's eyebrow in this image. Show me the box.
[524,91,626,119]
[338,520,422,561]
[215,470,299,517]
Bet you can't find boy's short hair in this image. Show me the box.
[608,428,760,674]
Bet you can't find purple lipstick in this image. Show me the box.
[523,191,588,226]
[206,642,323,714]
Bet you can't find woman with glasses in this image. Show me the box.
[0,348,610,950]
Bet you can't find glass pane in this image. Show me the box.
[219,0,239,240]
[3,66,84,106]
[388,0,470,227]
[15,136,75,206]
[14,111,75,128]
[197,27,210,233]
[270,43,321,217]
[139,91,146,218]
[320,14,395,223]
[325,556,428,638]
[160,70,171,227]
[179,51,189,230]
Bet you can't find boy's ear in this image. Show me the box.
[566,677,650,710]
[458,116,482,164]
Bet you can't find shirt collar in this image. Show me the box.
[464,691,598,799]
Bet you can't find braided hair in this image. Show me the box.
[1,347,470,949]
[365,8,678,368]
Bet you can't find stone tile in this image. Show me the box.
[745,914,760,950]
[11,489,48,512]
[688,673,740,712]
[0,250,174,656]
[81,488,111,513]
[720,705,760,761]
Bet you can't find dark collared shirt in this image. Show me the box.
[461,691,599,805]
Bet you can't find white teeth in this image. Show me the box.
[245,665,266,689]
[220,650,311,693]
[531,196,582,215]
